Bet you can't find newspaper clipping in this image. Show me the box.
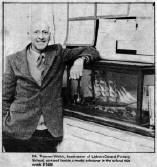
[0,0,156,167]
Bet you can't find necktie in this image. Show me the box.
[36,53,47,129]
[36,53,45,72]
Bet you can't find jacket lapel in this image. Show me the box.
[42,46,58,80]
[16,44,38,84]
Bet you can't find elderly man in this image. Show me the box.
[2,19,100,152]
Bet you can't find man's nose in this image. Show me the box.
[38,32,44,39]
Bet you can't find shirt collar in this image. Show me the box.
[29,45,45,62]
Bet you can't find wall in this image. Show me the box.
[66,3,154,63]
[4,3,67,58]
[96,4,154,61]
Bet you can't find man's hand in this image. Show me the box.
[70,58,84,79]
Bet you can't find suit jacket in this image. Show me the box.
[2,43,100,140]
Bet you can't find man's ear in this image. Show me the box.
[49,32,51,40]
[49,32,55,45]
[27,31,30,37]
[27,31,31,41]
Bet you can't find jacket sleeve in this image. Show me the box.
[62,46,100,64]
[2,56,16,117]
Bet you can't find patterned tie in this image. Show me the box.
[36,53,47,129]
[36,53,45,73]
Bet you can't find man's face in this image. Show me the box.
[30,21,51,53]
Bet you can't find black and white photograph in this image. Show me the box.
[0,0,156,167]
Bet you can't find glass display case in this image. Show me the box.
[64,60,155,137]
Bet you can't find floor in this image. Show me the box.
[57,117,154,152]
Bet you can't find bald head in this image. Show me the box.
[30,19,50,33]
[29,19,51,53]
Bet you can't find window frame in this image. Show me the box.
[65,3,97,47]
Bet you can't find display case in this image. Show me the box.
[63,59,155,137]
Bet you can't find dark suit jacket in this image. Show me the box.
[2,43,100,140]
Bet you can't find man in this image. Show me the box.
[2,19,100,152]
